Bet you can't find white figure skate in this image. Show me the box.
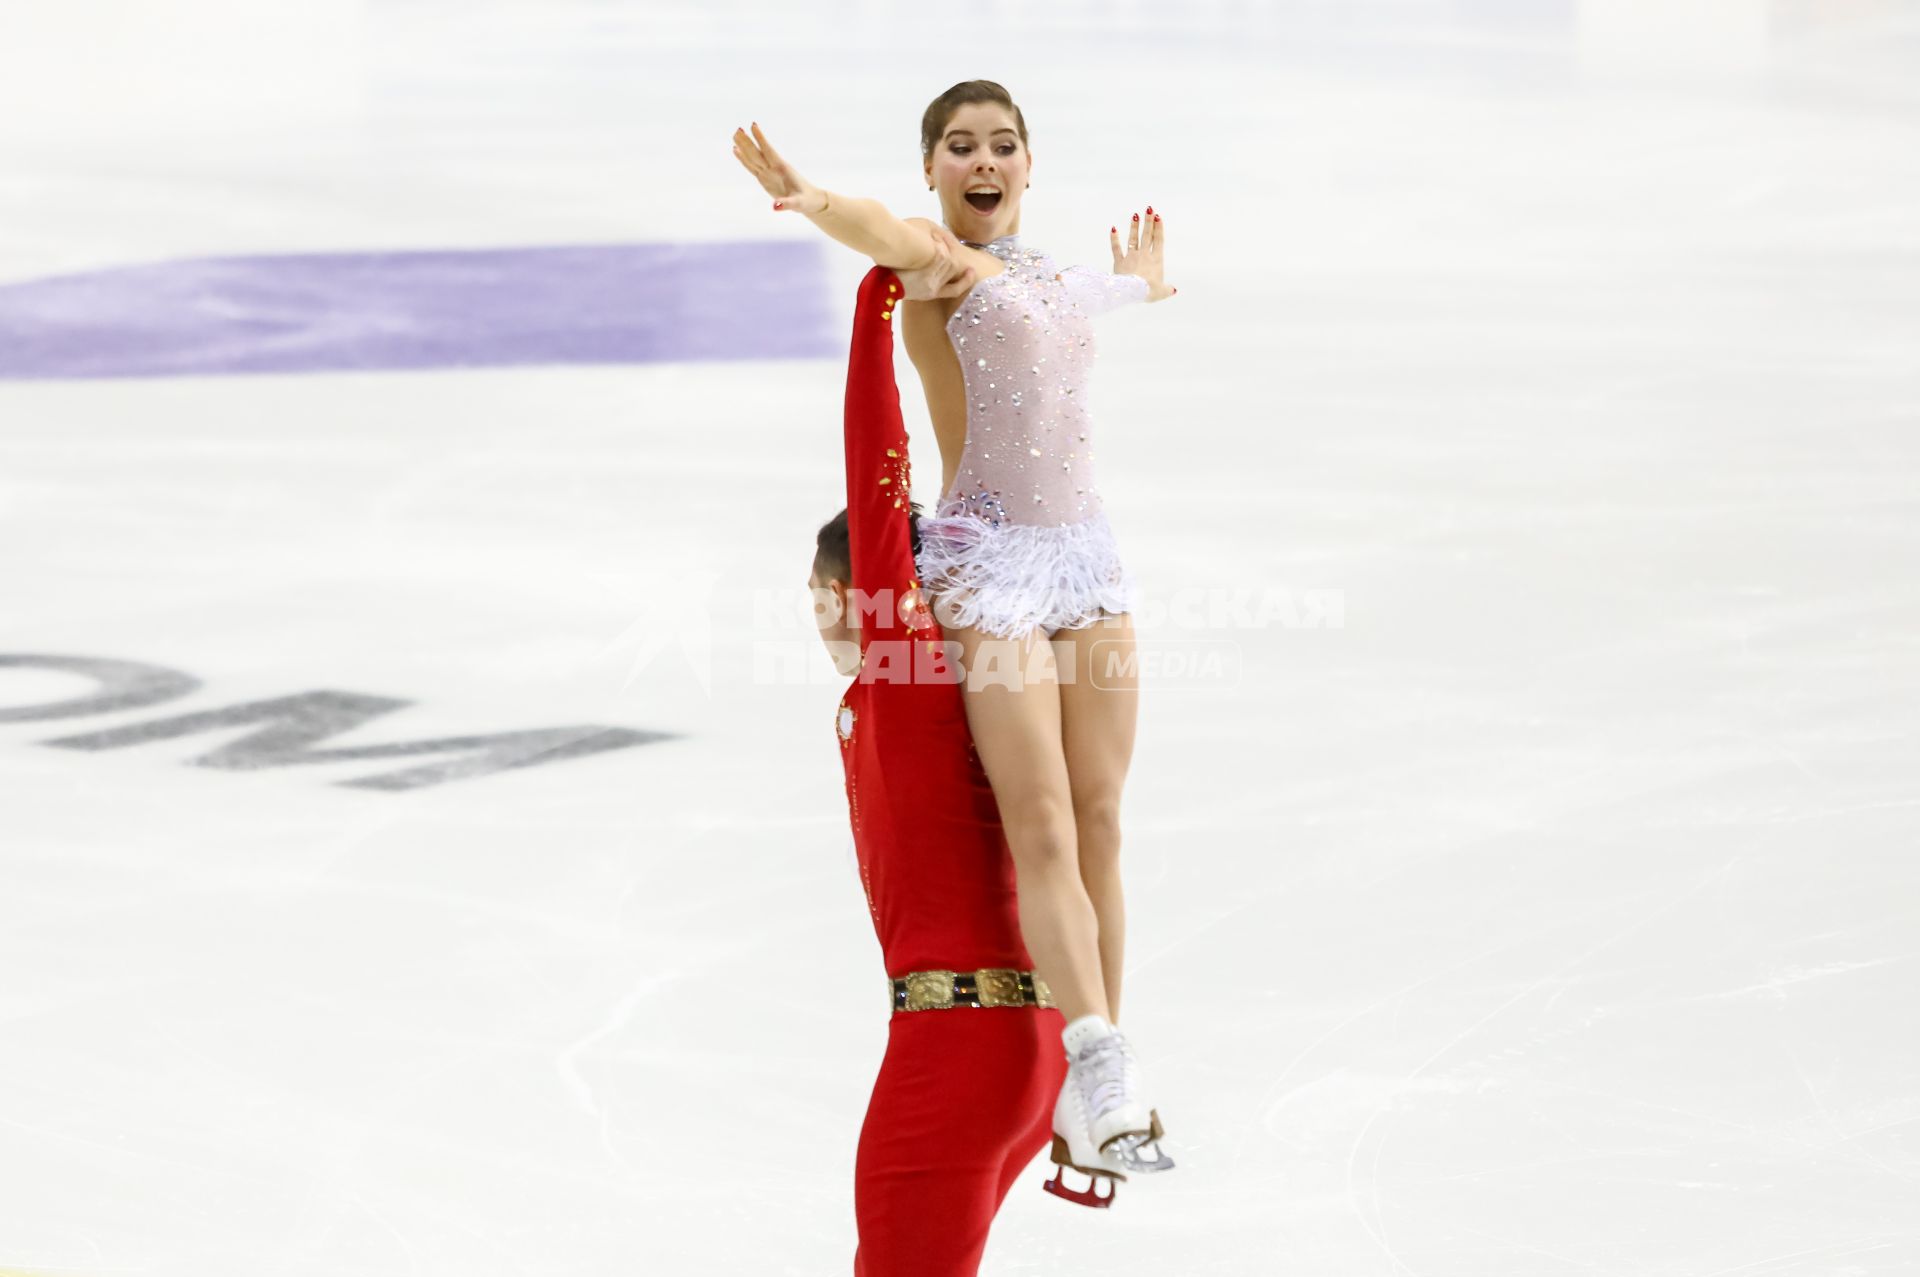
[1078,1030,1175,1172]
[1045,1028,1174,1207]
[1043,1066,1132,1207]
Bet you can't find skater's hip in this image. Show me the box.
[887,966,1055,1014]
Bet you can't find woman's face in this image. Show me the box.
[925,101,1032,243]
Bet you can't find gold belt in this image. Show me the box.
[889,967,1055,1013]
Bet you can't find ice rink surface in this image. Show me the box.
[2,1,1917,1273]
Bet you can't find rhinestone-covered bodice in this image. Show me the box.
[943,234,1148,527]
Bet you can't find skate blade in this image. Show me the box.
[1042,1139,1117,1209]
[1102,1109,1177,1174]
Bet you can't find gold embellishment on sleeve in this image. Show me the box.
[887,440,913,511]
[902,576,936,634]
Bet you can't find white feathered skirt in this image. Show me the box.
[913,502,1138,640]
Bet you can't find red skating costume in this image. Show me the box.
[836,265,1069,1276]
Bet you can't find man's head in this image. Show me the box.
[810,504,925,673]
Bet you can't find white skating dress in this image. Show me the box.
[913,233,1149,639]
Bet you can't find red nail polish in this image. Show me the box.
[773,200,783,210]
[1146,205,1153,214]
[1110,226,1116,234]
[1132,213,1139,221]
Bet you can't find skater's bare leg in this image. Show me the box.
[1052,611,1138,1024]
[945,619,1110,1027]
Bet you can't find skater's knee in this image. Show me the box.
[1001,795,1078,871]
[1071,794,1122,851]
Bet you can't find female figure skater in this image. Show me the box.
[734,79,1176,1179]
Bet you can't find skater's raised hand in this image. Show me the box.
[1111,206,1175,302]
[893,219,978,301]
[732,122,827,215]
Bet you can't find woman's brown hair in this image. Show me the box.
[920,80,1029,161]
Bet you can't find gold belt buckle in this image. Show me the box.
[903,969,956,1011]
[975,967,1022,1008]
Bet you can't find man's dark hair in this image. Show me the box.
[813,503,925,584]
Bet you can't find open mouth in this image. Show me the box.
[964,190,1003,213]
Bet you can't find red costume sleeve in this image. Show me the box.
[843,266,939,667]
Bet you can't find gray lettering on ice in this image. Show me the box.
[36,687,671,791]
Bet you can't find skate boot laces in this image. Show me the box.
[1076,1033,1176,1174]
[1076,1034,1138,1123]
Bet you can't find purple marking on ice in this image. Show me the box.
[0,242,837,379]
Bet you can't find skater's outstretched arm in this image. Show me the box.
[1056,208,1176,309]
[732,121,940,270]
